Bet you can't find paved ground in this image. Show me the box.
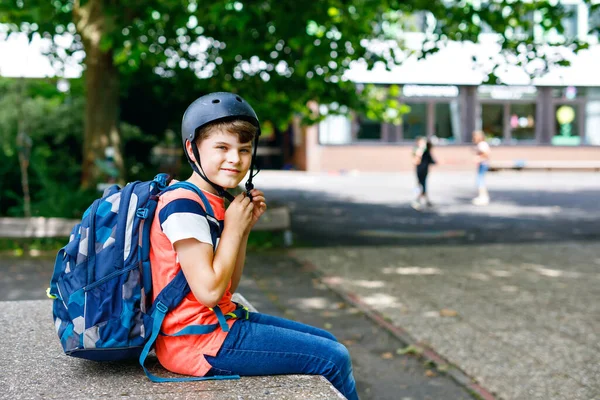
[240,252,474,400]
[0,254,474,400]
[259,170,599,246]
[2,170,598,400]
[254,170,600,400]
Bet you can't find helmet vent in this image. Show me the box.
[235,96,242,102]
[212,99,220,104]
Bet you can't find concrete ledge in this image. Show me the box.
[489,160,600,172]
[0,299,343,400]
[0,206,291,239]
[0,217,77,238]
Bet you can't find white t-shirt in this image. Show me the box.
[477,141,490,156]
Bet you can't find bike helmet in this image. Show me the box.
[181,92,261,201]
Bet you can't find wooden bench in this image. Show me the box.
[0,294,344,399]
[0,206,293,245]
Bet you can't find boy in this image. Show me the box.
[472,130,491,205]
[149,92,358,399]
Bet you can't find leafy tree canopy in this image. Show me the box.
[3,0,596,124]
[0,0,597,188]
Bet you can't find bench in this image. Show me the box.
[489,160,600,172]
[0,206,293,245]
[0,293,344,399]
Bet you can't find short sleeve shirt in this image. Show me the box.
[477,141,490,156]
[149,184,237,377]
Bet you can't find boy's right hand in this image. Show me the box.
[224,192,254,236]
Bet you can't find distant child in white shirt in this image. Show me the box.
[472,130,491,205]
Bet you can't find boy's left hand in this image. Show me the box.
[248,189,267,229]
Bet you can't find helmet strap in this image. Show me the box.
[244,131,261,198]
[189,141,234,202]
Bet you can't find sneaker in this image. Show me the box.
[411,201,422,211]
[425,201,434,208]
[472,196,490,206]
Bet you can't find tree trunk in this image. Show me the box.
[76,0,124,190]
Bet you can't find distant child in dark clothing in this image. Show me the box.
[411,136,436,210]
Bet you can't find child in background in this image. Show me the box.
[411,136,436,210]
[472,130,491,205]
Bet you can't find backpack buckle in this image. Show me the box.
[155,301,168,314]
[136,208,149,219]
[154,173,171,190]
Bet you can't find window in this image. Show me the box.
[402,103,427,140]
[553,104,580,145]
[319,115,352,145]
[590,6,600,36]
[552,86,586,100]
[356,117,382,140]
[481,104,505,144]
[586,100,600,145]
[510,104,536,142]
[434,102,460,143]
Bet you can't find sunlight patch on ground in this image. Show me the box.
[469,272,490,281]
[423,310,442,318]
[350,279,386,289]
[490,270,512,277]
[321,276,344,286]
[361,293,402,308]
[382,266,443,275]
[296,297,329,310]
[533,266,582,278]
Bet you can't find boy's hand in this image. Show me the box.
[225,192,254,236]
[248,189,267,229]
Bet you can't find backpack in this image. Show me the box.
[47,173,248,382]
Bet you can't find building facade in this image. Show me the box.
[292,1,600,172]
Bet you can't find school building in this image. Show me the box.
[285,3,600,172]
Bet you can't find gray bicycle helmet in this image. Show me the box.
[181,92,261,201]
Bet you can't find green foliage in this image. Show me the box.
[2,0,593,130]
[362,84,410,125]
[247,230,286,251]
[0,77,96,217]
[0,0,597,206]
[0,237,68,257]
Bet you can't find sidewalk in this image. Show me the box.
[0,254,475,400]
[254,170,600,400]
[292,242,600,400]
[2,170,598,400]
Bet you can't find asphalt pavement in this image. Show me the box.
[2,170,599,400]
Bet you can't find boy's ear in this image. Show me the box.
[185,140,196,162]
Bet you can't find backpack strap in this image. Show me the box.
[139,181,240,382]
[160,181,215,217]
[140,269,245,382]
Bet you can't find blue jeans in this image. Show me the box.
[477,162,489,189]
[205,312,359,400]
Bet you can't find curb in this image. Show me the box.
[293,254,497,400]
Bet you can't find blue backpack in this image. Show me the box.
[47,174,247,382]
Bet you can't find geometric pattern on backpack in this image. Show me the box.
[48,174,248,381]
[49,179,157,361]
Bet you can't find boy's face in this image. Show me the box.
[196,129,253,189]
